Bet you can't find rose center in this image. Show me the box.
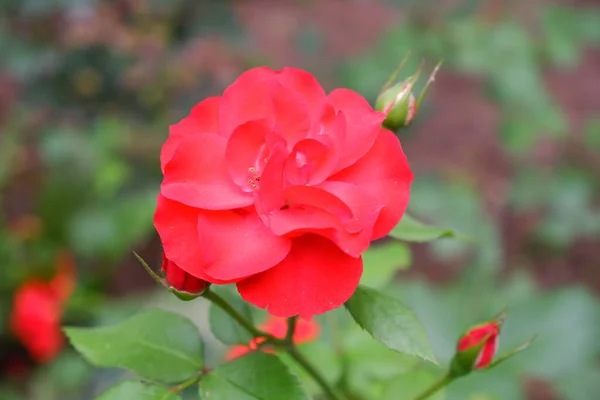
[247,167,261,191]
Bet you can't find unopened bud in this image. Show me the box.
[376,81,417,131]
[375,59,442,132]
[450,312,504,377]
[162,254,210,300]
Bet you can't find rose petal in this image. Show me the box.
[161,133,253,210]
[329,128,413,239]
[316,181,383,256]
[276,67,327,117]
[220,67,324,145]
[197,208,292,281]
[274,68,328,146]
[328,89,385,171]
[237,235,363,319]
[219,67,278,138]
[161,97,220,171]
[225,120,289,194]
[285,108,346,185]
[261,185,352,237]
[154,195,231,284]
[254,142,289,216]
[225,120,272,190]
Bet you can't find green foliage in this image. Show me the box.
[65,309,204,383]
[382,370,446,400]
[345,285,436,363]
[209,287,256,345]
[2,0,599,399]
[360,242,411,288]
[198,353,309,400]
[96,381,180,400]
[390,214,461,243]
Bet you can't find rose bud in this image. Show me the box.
[162,254,210,300]
[450,312,505,377]
[376,79,417,131]
[375,60,441,132]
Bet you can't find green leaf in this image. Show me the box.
[342,322,419,399]
[390,214,460,242]
[345,285,436,363]
[65,309,204,383]
[96,381,180,400]
[198,352,309,400]
[382,370,446,400]
[209,287,255,345]
[361,242,412,288]
[279,341,341,396]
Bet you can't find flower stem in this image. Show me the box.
[411,374,453,400]
[202,289,271,340]
[287,346,345,400]
[285,316,297,343]
[168,370,205,394]
[203,289,344,400]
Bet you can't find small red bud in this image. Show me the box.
[450,314,504,377]
[162,254,209,300]
[457,323,499,369]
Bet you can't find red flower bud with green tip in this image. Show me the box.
[162,254,210,300]
[450,312,505,377]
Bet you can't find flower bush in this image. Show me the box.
[63,65,534,400]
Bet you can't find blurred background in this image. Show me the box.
[1,0,599,399]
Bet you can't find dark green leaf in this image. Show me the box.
[96,381,180,400]
[198,352,309,400]
[345,285,436,363]
[390,214,460,242]
[65,309,204,383]
[209,287,255,345]
[361,242,412,289]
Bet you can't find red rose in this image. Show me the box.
[226,316,320,360]
[162,253,209,296]
[155,67,413,318]
[456,322,500,369]
[10,251,76,363]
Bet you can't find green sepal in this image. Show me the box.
[449,332,491,378]
[133,251,205,301]
[133,251,167,288]
[169,287,205,301]
[484,335,537,370]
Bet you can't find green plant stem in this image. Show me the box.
[287,346,346,400]
[202,289,276,341]
[203,289,344,400]
[411,374,453,400]
[285,316,297,343]
[169,371,205,394]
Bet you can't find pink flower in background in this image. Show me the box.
[226,316,320,360]
[155,66,413,318]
